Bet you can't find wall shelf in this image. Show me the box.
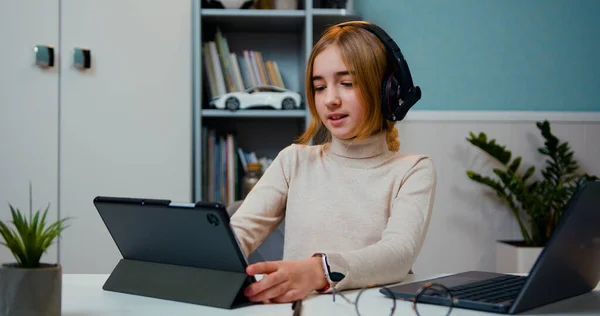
[201,109,306,118]
[311,8,358,16]
[201,9,306,32]
[312,9,360,32]
[201,9,306,17]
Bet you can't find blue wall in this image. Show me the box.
[354,0,600,111]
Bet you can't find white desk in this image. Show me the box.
[62,274,600,315]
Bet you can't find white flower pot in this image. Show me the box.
[496,240,543,274]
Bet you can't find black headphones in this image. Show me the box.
[336,21,421,122]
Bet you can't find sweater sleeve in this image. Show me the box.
[321,156,437,291]
[229,145,293,258]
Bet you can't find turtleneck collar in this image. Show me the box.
[324,130,393,168]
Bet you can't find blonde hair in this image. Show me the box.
[296,21,400,152]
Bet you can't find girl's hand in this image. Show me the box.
[244,257,327,303]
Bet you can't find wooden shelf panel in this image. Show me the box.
[202,109,306,118]
[311,9,358,16]
[312,9,361,34]
[202,9,305,17]
[201,9,306,32]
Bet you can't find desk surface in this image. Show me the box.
[63,274,600,315]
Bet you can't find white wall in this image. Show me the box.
[398,112,600,276]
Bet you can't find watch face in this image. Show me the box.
[330,272,345,282]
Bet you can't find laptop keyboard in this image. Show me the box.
[447,274,527,303]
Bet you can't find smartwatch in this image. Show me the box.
[312,253,344,292]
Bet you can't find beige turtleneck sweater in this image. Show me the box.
[230,131,437,291]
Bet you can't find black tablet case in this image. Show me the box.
[94,196,256,309]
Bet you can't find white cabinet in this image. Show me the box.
[0,0,60,266]
[0,0,193,273]
[59,0,193,273]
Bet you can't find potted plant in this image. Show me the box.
[0,188,70,316]
[465,120,597,273]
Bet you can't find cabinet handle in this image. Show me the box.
[34,45,55,68]
[73,47,92,69]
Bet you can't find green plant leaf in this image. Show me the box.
[9,205,28,240]
[466,132,512,165]
[522,166,535,181]
[509,157,522,173]
[478,132,487,142]
[2,194,71,268]
[37,204,50,237]
[0,220,27,265]
[465,120,597,247]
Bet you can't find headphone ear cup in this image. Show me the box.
[381,72,401,120]
[380,74,391,118]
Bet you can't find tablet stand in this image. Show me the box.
[102,259,254,309]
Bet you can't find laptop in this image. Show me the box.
[384,180,600,314]
[93,196,256,308]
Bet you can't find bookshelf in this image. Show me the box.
[194,0,361,204]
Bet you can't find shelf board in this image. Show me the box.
[311,9,359,17]
[201,9,306,32]
[202,109,306,118]
[312,9,361,30]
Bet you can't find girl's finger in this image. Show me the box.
[271,288,303,303]
[247,261,280,275]
[245,270,287,297]
[248,281,291,302]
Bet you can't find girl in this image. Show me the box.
[230,20,437,304]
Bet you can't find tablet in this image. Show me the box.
[93,196,253,276]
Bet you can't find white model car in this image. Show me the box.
[210,85,302,111]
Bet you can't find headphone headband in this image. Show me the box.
[335,21,421,121]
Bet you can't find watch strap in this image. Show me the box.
[312,253,339,293]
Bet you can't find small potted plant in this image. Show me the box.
[0,188,70,316]
[466,120,597,273]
